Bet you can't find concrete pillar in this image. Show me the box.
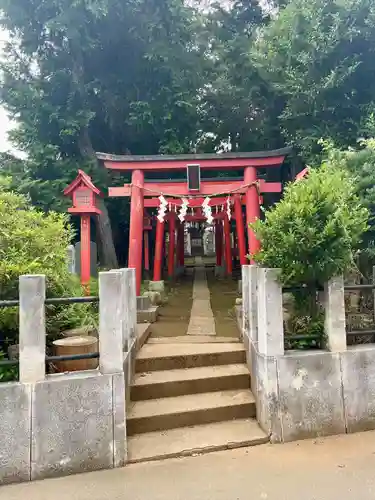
[242,266,250,338]
[19,275,46,383]
[324,275,347,352]
[122,268,137,349]
[124,269,137,347]
[249,265,258,343]
[99,271,124,374]
[257,268,284,356]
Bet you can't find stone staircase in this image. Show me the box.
[127,341,268,463]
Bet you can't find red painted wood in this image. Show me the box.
[144,231,150,271]
[80,215,91,295]
[153,219,165,281]
[168,215,176,278]
[234,195,247,266]
[110,180,281,199]
[128,170,144,294]
[177,222,185,267]
[104,156,286,171]
[223,215,232,275]
[215,220,223,267]
[244,167,260,263]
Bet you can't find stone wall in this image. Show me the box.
[0,268,138,486]
[241,265,375,443]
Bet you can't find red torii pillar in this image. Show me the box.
[223,215,232,275]
[168,214,176,278]
[153,219,165,281]
[128,170,144,295]
[177,221,185,269]
[215,220,223,267]
[234,195,247,266]
[244,166,260,263]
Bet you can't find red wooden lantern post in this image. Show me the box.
[64,170,102,294]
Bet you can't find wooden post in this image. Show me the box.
[144,231,150,271]
[80,214,91,294]
[177,221,185,267]
[234,195,247,266]
[153,219,165,281]
[224,215,232,275]
[128,170,144,295]
[215,220,223,267]
[168,214,176,278]
[244,166,260,263]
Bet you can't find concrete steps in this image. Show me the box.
[128,418,268,463]
[127,342,267,461]
[135,342,246,372]
[128,389,256,435]
[131,363,250,400]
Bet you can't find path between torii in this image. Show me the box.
[187,257,216,337]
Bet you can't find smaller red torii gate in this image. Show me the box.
[97,149,290,294]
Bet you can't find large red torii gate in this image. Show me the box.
[97,148,291,294]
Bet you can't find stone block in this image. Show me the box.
[31,373,114,480]
[257,268,284,357]
[324,276,347,352]
[137,295,151,311]
[19,274,46,383]
[99,271,123,374]
[112,373,127,466]
[255,351,282,442]
[0,383,31,485]
[249,265,258,343]
[149,280,165,293]
[137,307,158,324]
[143,291,163,306]
[75,241,98,277]
[341,346,375,433]
[214,266,225,278]
[241,266,250,339]
[278,351,345,442]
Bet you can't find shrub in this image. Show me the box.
[252,163,368,345]
[252,164,369,287]
[0,177,98,348]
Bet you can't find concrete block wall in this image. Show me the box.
[241,266,375,443]
[0,269,137,486]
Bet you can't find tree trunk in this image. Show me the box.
[95,198,118,269]
[69,39,119,270]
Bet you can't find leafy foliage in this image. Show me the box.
[252,0,375,159]
[252,164,369,287]
[0,177,97,345]
[317,138,375,256]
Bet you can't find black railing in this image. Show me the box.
[0,295,100,370]
[0,296,99,308]
[344,284,375,291]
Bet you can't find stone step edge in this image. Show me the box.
[132,364,249,387]
[128,434,268,464]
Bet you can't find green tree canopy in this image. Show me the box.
[252,164,369,286]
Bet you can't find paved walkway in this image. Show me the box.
[3,432,375,499]
[187,259,216,336]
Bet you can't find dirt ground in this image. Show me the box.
[149,262,240,339]
[149,271,193,338]
[206,268,240,338]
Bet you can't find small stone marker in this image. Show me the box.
[75,241,98,277]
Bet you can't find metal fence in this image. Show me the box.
[0,296,100,370]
